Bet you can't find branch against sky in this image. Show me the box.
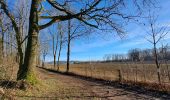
[144,12,169,44]
[39,0,156,35]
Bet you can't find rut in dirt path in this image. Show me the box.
[38,68,170,100]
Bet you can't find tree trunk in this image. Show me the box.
[53,35,58,69]
[154,49,161,83]
[154,42,161,83]
[0,38,2,63]
[0,17,4,59]
[0,32,4,63]
[57,42,62,71]
[17,32,38,84]
[42,54,46,67]
[17,0,39,84]
[66,20,71,73]
[54,55,56,68]
[2,33,4,57]
[57,27,63,71]
[6,32,9,58]
[18,45,24,71]
[0,32,4,59]
[66,39,70,73]
[10,32,13,56]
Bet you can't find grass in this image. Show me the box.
[47,62,170,84]
[1,61,170,99]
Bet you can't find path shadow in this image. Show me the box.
[38,67,170,99]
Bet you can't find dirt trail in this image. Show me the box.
[35,68,169,100]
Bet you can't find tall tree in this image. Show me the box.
[49,27,59,68]
[14,0,39,83]
[145,14,169,83]
[57,23,64,71]
[66,20,90,73]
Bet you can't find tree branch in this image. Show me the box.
[39,0,101,30]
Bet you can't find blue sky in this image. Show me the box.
[41,0,170,62]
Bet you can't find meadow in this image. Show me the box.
[47,62,170,84]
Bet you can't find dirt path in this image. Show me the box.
[34,68,168,100]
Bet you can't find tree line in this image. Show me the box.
[103,45,170,62]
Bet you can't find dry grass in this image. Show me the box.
[47,62,170,84]
[0,58,18,81]
[0,60,169,99]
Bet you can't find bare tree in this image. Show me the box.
[41,42,49,68]
[40,30,50,68]
[49,27,59,69]
[145,14,169,83]
[57,23,64,71]
[0,12,16,62]
[128,48,140,62]
[0,15,5,61]
[66,20,71,72]
[66,19,91,73]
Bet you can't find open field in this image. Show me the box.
[47,62,170,84]
[2,67,169,100]
[1,61,170,99]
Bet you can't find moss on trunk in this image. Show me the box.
[17,68,38,85]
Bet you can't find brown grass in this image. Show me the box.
[47,62,170,85]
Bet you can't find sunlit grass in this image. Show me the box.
[47,62,170,83]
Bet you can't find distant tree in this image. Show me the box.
[142,49,153,61]
[103,55,107,62]
[128,48,140,62]
[159,44,170,60]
